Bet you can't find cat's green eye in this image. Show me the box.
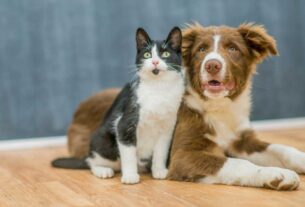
[143,52,151,58]
[161,51,171,58]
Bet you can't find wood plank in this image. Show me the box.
[0,128,305,207]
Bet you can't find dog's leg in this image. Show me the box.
[168,137,299,190]
[200,157,299,190]
[228,129,305,174]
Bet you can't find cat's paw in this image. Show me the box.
[259,167,300,190]
[121,173,140,184]
[152,168,168,179]
[91,166,114,179]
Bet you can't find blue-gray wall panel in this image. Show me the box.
[0,0,304,139]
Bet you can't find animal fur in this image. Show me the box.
[65,23,305,190]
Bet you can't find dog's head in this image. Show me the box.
[183,23,278,99]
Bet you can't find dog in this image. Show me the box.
[66,23,305,190]
[167,23,304,190]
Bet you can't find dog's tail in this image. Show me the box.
[51,157,89,169]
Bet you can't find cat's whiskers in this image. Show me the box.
[162,42,168,49]
[127,64,143,75]
[167,63,182,71]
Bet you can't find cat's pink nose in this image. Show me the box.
[152,60,159,66]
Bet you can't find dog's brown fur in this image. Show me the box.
[68,88,120,158]
[167,101,226,181]
[231,129,268,154]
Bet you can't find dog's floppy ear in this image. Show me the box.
[182,23,201,67]
[238,23,278,63]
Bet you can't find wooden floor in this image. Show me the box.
[1,128,305,207]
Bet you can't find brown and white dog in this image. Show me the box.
[67,23,305,190]
[167,23,304,190]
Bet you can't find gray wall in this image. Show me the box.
[0,0,305,140]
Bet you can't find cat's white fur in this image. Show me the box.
[87,44,185,184]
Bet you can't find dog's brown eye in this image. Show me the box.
[199,47,206,52]
[228,45,238,52]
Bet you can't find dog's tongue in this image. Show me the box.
[203,80,235,93]
[205,82,225,93]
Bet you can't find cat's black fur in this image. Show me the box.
[52,27,183,170]
[89,81,139,161]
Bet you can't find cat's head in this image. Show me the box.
[135,27,183,77]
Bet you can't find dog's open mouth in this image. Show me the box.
[208,80,221,86]
[203,79,235,93]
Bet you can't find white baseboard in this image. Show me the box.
[251,117,305,131]
[0,136,66,151]
[0,117,305,151]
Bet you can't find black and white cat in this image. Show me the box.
[52,27,185,184]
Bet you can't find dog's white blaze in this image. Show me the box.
[213,35,221,52]
[200,35,227,99]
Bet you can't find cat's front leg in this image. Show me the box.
[118,142,140,184]
[151,133,172,179]
[116,115,140,184]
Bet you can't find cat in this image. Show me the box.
[52,27,185,184]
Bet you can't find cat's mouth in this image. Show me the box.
[152,69,160,75]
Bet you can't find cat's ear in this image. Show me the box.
[136,28,151,52]
[165,27,182,52]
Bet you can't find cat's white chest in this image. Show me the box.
[135,73,184,162]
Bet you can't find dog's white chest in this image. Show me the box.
[205,106,239,149]
[185,86,251,150]
[204,96,251,149]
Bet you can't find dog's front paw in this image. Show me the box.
[152,168,168,179]
[121,173,140,184]
[259,167,300,190]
